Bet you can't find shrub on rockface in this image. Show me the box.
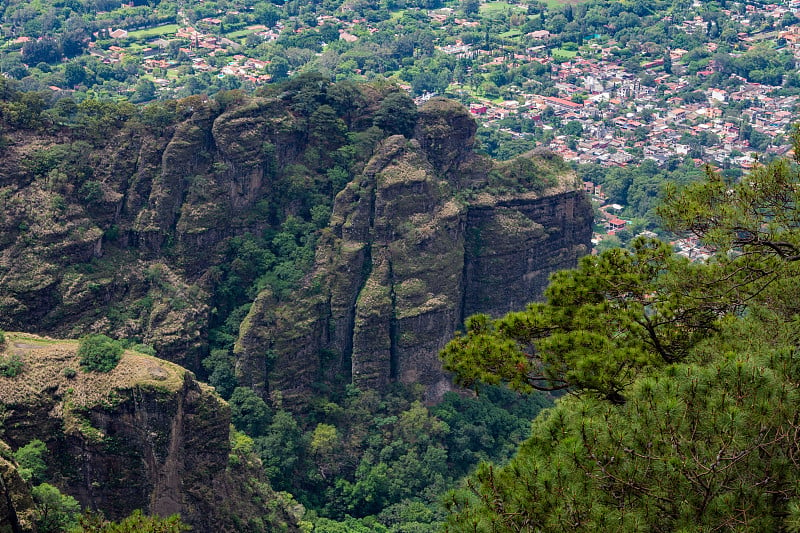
[78,334,123,373]
[0,354,23,377]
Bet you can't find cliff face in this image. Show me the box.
[235,98,593,404]
[0,95,304,369]
[463,190,590,318]
[0,333,299,532]
[0,86,592,407]
[0,442,36,533]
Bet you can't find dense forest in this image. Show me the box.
[2,0,800,531]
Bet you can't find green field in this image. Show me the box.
[126,24,180,39]
[225,29,253,39]
[480,2,526,16]
[499,29,523,40]
[124,43,147,53]
[552,48,579,59]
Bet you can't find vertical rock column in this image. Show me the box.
[351,250,394,389]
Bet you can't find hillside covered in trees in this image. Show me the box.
[4,1,800,526]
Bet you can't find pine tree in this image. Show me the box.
[441,136,800,531]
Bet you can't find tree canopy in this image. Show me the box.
[78,334,124,373]
[442,237,720,403]
[441,134,800,531]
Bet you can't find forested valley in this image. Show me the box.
[2,0,800,531]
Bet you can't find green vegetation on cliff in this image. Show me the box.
[77,335,123,373]
[0,440,37,532]
[74,510,189,532]
[0,76,591,530]
[0,75,587,403]
[0,333,300,532]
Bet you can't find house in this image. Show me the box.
[607,218,627,231]
[527,30,551,40]
[710,89,727,102]
[541,96,583,112]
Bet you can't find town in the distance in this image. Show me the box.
[2,0,797,253]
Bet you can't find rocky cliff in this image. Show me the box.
[0,88,318,370]
[0,441,36,533]
[0,81,592,406]
[0,333,299,532]
[234,98,593,404]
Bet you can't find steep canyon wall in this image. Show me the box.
[0,87,592,405]
[0,335,299,532]
[235,99,593,404]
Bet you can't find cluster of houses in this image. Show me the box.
[586,179,718,260]
[27,0,800,180]
[86,14,284,88]
[459,2,800,174]
[470,71,796,174]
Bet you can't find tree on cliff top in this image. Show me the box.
[78,335,123,373]
[373,90,418,138]
[441,137,800,531]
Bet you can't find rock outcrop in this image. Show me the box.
[0,85,592,409]
[0,84,592,530]
[235,98,593,404]
[0,442,36,533]
[0,333,299,532]
[0,94,307,369]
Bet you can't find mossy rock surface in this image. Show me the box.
[236,105,594,406]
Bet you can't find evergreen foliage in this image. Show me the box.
[14,438,82,532]
[78,334,124,373]
[0,353,24,378]
[229,382,548,529]
[445,311,800,531]
[229,387,272,436]
[373,91,418,138]
[442,237,719,403]
[72,509,190,532]
[13,439,47,483]
[441,135,800,531]
[32,483,80,533]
